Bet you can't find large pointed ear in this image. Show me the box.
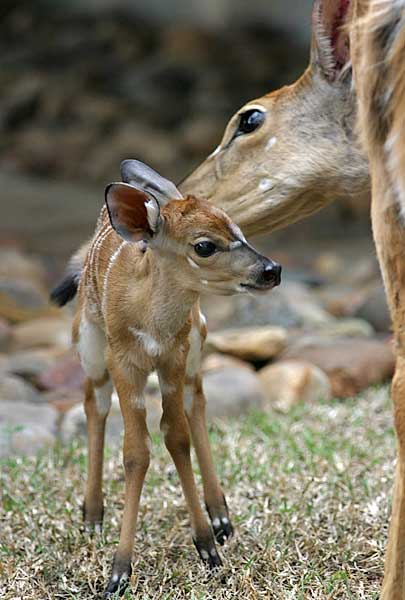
[120,159,183,206]
[105,183,160,243]
[311,0,352,81]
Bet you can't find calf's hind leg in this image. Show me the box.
[75,315,112,528]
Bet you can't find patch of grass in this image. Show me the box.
[0,387,395,599]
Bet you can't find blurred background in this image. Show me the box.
[0,1,392,457]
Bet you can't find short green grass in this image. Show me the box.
[0,387,395,599]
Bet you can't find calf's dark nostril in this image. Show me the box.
[261,262,282,285]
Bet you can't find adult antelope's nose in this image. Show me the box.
[258,261,282,287]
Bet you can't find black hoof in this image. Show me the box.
[206,499,234,546]
[104,566,131,598]
[211,515,234,545]
[193,535,222,569]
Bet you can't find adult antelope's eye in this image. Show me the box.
[194,241,217,258]
[236,109,265,136]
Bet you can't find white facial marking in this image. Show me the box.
[187,256,200,270]
[229,240,242,250]
[212,518,221,528]
[230,223,247,243]
[242,104,267,113]
[145,198,159,232]
[266,136,277,150]
[77,316,107,380]
[183,384,194,414]
[258,178,274,192]
[208,145,221,158]
[95,379,113,417]
[101,241,128,316]
[129,327,162,357]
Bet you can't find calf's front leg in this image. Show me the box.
[158,356,222,568]
[104,364,150,598]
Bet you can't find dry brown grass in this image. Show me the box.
[0,387,395,599]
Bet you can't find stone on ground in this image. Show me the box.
[259,360,331,413]
[206,326,287,362]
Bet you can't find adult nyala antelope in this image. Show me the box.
[180,0,405,596]
[52,159,281,596]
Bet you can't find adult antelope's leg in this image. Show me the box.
[158,355,222,568]
[83,374,112,527]
[372,200,405,600]
[104,364,150,598]
[185,373,234,545]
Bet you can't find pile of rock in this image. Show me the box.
[0,243,394,457]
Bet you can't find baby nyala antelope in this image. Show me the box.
[52,160,281,596]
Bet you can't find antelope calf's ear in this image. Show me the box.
[105,182,161,243]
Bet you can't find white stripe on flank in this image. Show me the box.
[101,241,128,317]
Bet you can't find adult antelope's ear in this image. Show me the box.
[311,0,352,82]
[120,159,183,205]
[105,183,161,243]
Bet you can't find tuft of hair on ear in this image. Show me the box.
[312,0,352,81]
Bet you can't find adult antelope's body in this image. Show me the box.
[181,0,405,596]
[53,160,280,596]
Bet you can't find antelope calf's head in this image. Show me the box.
[106,160,281,297]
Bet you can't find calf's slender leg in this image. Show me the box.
[83,373,112,528]
[185,373,234,544]
[104,364,150,598]
[158,355,222,568]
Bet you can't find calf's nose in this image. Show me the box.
[259,261,282,287]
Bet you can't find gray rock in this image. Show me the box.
[355,285,391,332]
[0,374,42,404]
[201,280,333,331]
[12,316,72,350]
[259,360,331,413]
[0,401,58,457]
[206,326,287,362]
[204,367,266,419]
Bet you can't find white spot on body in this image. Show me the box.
[200,549,210,560]
[95,379,113,417]
[222,517,229,525]
[159,378,176,395]
[258,178,274,192]
[183,383,194,414]
[212,518,221,528]
[201,279,209,286]
[131,395,145,409]
[266,136,277,150]
[186,326,202,378]
[77,316,107,380]
[129,327,162,357]
[198,311,207,328]
[187,256,200,269]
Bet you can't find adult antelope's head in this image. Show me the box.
[180,0,370,237]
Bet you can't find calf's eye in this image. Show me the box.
[194,241,217,258]
[236,109,265,135]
